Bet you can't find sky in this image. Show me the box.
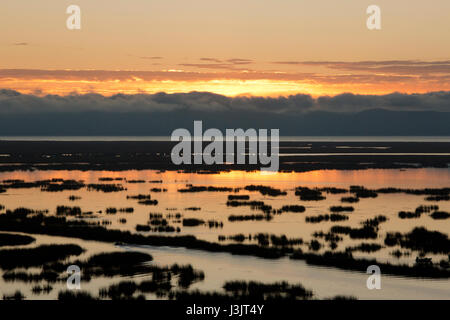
[0,0,449,97]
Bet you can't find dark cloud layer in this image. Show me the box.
[0,89,449,114]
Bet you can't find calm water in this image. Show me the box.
[0,168,449,299]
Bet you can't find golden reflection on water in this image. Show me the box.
[3,167,450,188]
[0,168,449,300]
[0,168,449,264]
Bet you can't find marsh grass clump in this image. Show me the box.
[0,233,35,247]
[219,234,248,242]
[341,197,359,203]
[87,184,125,193]
[305,214,348,223]
[150,188,167,192]
[68,195,81,201]
[430,211,450,220]
[106,208,117,214]
[345,243,383,253]
[416,205,439,213]
[384,227,450,254]
[362,215,387,228]
[425,195,450,201]
[148,216,178,232]
[439,258,450,269]
[107,207,134,214]
[3,291,25,300]
[99,281,138,299]
[136,224,151,232]
[182,218,204,227]
[98,264,204,299]
[318,187,348,194]
[185,207,201,211]
[4,207,47,217]
[149,218,168,226]
[228,195,250,201]
[329,206,354,213]
[226,200,272,213]
[56,206,82,216]
[295,187,325,201]
[127,194,151,200]
[329,295,358,300]
[329,242,338,250]
[138,279,172,294]
[0,244,84,269]
[330,225,377,239]
[390,249,411,258]
[309,240,322,251]
[88,251,152,265]
[99,177,118,182]
[228,214,272,222]
[49,251,156,278]
[312,232,343,243]
[207,220,223,228]
[138,199,158,206]
[127,180,146,184]
[398,211,421,219]
[149,213,164,219]
[376,187,450,197]
[244,185,287,197]
[172,264,205,288]
[306,214,329,223]
[150,225,178,233]
[349,186,378,198]
[178,185,233,193]
[253,234,303,247]
[280,205,306,213]
[32,284,53,295]
[3,270,59,283]
[223,281,313,300]
[399,205,440,219]
[41,180,85,192]
[290,251,450,278]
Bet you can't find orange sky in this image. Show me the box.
[1,0,449,97]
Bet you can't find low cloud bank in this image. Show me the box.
[1,89,449,114]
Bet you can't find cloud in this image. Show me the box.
[178,63,247,71]
[0,89,449,115]
[139,56,163,60]
[226,58,253,65]
[200,58,223,63]
[13,42,28,46]
[178,58,253,70]
[272,60,450,75]
[0,69,314,81]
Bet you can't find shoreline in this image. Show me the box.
[0,141,449,172]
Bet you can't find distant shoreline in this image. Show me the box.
[1,136,450,142]
[0,140,449,172]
